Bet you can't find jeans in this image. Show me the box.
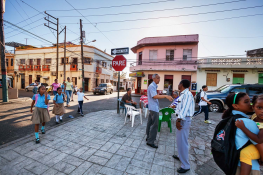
[66,90,72,105]
[193,105,209,120]
[53,91,57,96]
[78,101,83,114]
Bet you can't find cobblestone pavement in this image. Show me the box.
[0,110,261,175]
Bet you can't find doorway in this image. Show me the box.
[72,77,77,85]
[84,78,89,91]
[182,75,191,82]
[137,77,141,94]
[29,75,32,84]
[148,74,153,87]
[21,74,25,89]
[164,75,173,93]
[37,75,40,82]
[96,78,99,87]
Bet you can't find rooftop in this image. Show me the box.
[131,34,199,53]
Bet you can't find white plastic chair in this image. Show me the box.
[124,104,142,127]
[142,101,148,118]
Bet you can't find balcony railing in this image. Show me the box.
[33,65,41,71]
[70,64,78,71]
[25,65,33,71]
[19,65,25,71]
[42,65,50,71]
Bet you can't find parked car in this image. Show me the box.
[206,84,263,112]
[25,83,51,92]
[93,83,113,95]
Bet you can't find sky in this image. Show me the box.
[3,0,263,75]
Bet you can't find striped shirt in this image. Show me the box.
[147,82,159,113]
[175,88,195,120]
[171,96,179,107]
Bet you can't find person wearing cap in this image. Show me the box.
[193,85,212,124]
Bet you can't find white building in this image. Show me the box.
[197,57,263,91]
[14,45,114,91]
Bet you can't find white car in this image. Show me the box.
[25,83,51,92]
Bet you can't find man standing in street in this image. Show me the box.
[146,74,173,148]
[173,79,195,173]
[193,85,212,124]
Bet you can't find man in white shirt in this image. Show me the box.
[193,85,212,124]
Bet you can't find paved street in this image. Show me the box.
[0,109,223,175]
[0,90,171,145]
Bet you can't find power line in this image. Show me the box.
[85,13,263,34]
[87,5,263,24]
[48,0,175,11]
[65,0,116,46]
[57,0,246,18]
[5,23,44,39]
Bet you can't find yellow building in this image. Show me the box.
[14,45,114,91]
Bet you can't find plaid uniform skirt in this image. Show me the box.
[52,103,65,116]
[31,107,50,124]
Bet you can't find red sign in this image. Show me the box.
[112,55,127,71]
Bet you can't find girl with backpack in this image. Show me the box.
[235,94,263,175]
[30,85,51,144]
[52,87,65,124]
[212,92,260,175]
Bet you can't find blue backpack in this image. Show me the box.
[55,93,65,102]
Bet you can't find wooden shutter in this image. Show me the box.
[206,73,217,86]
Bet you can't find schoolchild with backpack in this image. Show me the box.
[30,85,51,144]
[211,92,260,175]
[193,85,212,124]
[235,94,263,175]
[52,87,65,124]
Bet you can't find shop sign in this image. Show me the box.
[129,72,145,77]
[144,80,147,84]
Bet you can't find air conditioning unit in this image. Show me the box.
[51,72,57,76]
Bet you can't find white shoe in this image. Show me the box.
[204,120,211,124]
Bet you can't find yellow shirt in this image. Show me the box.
[65,82,73,91]
[251,113,263,129]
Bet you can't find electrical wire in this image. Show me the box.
[65,0,116,46]
[85,13,263,33]
[47,0,175,11]
[87,5,263,24]
[57,0,246,18]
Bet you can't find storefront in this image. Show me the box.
[129,72,145,94]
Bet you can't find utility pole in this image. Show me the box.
[117,71,120,113]
[44,11,59,79]
[25,38,28,45]
[80,19,84,92]
[64,26,66,81]
[0,0,8,102]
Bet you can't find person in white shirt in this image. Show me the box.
[75,87,89,116]
[193,85,212,124]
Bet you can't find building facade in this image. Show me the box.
[14,45,114,91]
[130,34,199,94]
[0,52,15,87]
[197,57,263,91]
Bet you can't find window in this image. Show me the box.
[109,64,112,69]
[233,74,244,84]
[29,59,33,65]
[11,59,13,66]
[183,49,192,60]
[72,58,78,64]
[231,87,246,93]
[45,58,51,64]
[102,62,107,68]
[113,82,116,86]
[101,79,105,83]
[166,50,174,61]
[206,73,217,86]
[20,59,25,64]
[120,82,123,86]
[138,52,142,65]
[6,59,8,67]
[149,50,157,60]
[84,58,91,64]
[61,58,68,64]
[37,59,41,65]
[249,87,263,96]
[106,79,109,83]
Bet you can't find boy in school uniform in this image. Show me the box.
[75,87,89,116]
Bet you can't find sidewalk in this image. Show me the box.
[0,109,227,175]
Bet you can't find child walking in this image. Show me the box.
[30,85,51,144]
[52,87,65,124]
[75,87,89,116]
[235,94,263,175]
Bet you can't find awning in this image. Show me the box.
[42,76,49,79]
[129,72,145,77]
[164,75,173,79]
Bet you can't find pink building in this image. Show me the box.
[130,34,199,94]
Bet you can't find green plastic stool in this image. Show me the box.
[158,107,175,133]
